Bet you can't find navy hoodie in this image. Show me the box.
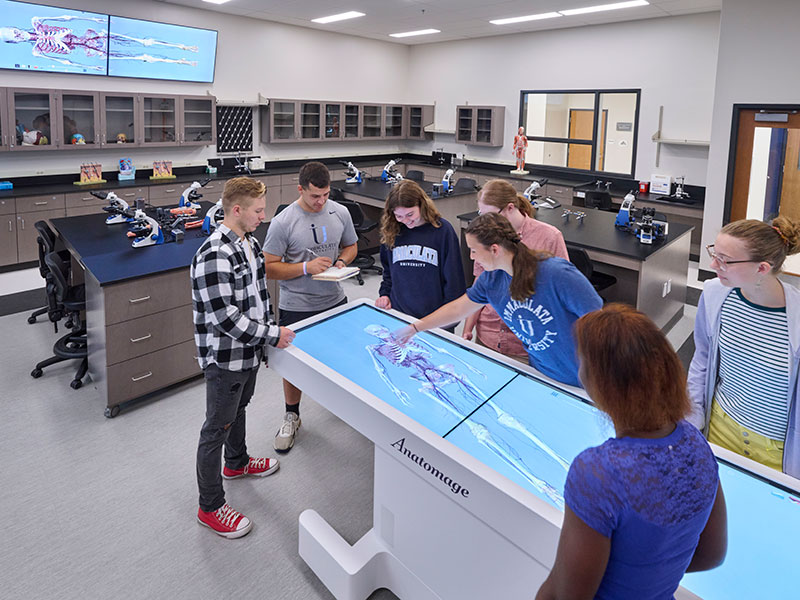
[378,219,465,319]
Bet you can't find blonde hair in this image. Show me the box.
[721,216,800,273]
[380,180,442,249]
[479,179,534,218]
[222,176,266,214]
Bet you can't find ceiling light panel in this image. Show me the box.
[389,28,441,38]
[559,1,649,17]
[490,12,562,25]
[311,11,366,24]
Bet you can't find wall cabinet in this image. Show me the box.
[456,105,505,147]
[1,88,215,151]
[384,105,405,139]
[362,104,383,139]
[343,103,361,139]
[406,105,434,140]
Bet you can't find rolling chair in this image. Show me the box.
[406,170,424,182]
[584,190,614,212]
[30,251,88,390]
[453,177,478,193]
[28,221,70,325]
[334,196,383,285]
[567,245,617,298]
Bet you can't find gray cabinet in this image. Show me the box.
[58,91,101,148]
[8,88,59,150]
[299,102,322,141]
[384,105,405,139]
[0,199,16,266]
[343,103,361,139]
[139,95,178,146]
[265,99,298,143]
[362,104,382,138]
[456,105,505,147]
[324,102,342,140]
[100,93,139,147]
[406,105,434,140]
[0,89,9,151]
[16,194,66,262]
[179,95,216,146]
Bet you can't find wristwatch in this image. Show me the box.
[334,257,346,266]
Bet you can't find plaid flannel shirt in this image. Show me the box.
[191,224,280,371]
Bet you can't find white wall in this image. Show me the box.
[702,0,800,270]
[407,12,720,184]
[0,0,412,177]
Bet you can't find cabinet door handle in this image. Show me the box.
[81,197,93,202]
[19,218,25,230]
[34,201,48,206]
[8,220,12,232]
[123,192,136,197]
[165,188,176,193]
[128,295,151,304]
[130,333,152,343]
[131,371,153,382]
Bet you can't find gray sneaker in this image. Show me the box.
[274,412,301,453]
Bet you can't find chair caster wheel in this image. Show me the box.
[358,279,365,286]
[70,379,82,390]
[27,316,37,324]
[104,405,120,418]
[31,368,43,378]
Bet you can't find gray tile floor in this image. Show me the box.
[1,261,697,600]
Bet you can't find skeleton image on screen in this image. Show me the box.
[364,324,486,409]
[364,323,565,507]
[0,14,198,71]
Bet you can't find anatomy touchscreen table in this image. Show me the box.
[269,300,800,600]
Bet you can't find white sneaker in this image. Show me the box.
[274,412,301,453]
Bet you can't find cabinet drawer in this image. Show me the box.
[106,305,193,365]
[253,175,281,190]
[17,194,65,213]
[148,184,182,203]
[106,339,201,405]
[103,268,191,325]
[0,198,15,215]
[65,190,106,209]
[115,187,150,203]
[546,185,573,200]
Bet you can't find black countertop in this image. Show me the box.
[457,208,693,262]
[50,202,270,285]
[332,177,477,201]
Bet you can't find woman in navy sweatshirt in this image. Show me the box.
[375,180,466,329]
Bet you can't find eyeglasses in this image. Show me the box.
[705,244,757,271]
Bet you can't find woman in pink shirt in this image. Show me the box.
[462,178,569,360]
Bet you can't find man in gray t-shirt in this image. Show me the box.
[263,162,358,452]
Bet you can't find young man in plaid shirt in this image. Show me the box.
[192,176,294,538]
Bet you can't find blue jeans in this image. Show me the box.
[196,363,259,512]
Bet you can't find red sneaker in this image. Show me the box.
[222,456,280,480]
[197,504,252,539]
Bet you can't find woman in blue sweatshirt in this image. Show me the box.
[395,212,602,387]
[375,180,465,327]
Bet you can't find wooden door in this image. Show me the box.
[597,110,608,171]
[779,129,800,221]
[567,109,593,169]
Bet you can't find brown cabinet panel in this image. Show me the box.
[105,339,200,405]
[16,194,65,213]
[65,190,106,209]
[0,215,18,266]
[0,198,15,215]
[16,207,66,262]
[103,268,191,325]
[105,304,193,365]
[148,184,182,207]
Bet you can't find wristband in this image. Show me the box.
[302,261,307,275]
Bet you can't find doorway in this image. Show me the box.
[567,109,607,170]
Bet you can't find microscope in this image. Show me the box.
[127,209,165,248]
[341,161,363,184]
[634,208,669,245]
[94,191,134,224]
[441,168,456,194]
[179,178,211,209]
[381,158,403,184]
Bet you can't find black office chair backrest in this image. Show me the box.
[406,170,424,182]
[44,251,71,305]
[336,198,368,230]
[585,191,613,211]
[274,203,291,218]
[566,246,594,280]
[34,221,57,278]
[453,177,477,192]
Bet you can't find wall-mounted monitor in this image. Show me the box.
[107,16,217,83]
[0,0,109,75]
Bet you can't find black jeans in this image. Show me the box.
[196,363,259,512]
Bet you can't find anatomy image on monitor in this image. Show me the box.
[0,1,108,74]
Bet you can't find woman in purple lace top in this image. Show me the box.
[536,304,728,600]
